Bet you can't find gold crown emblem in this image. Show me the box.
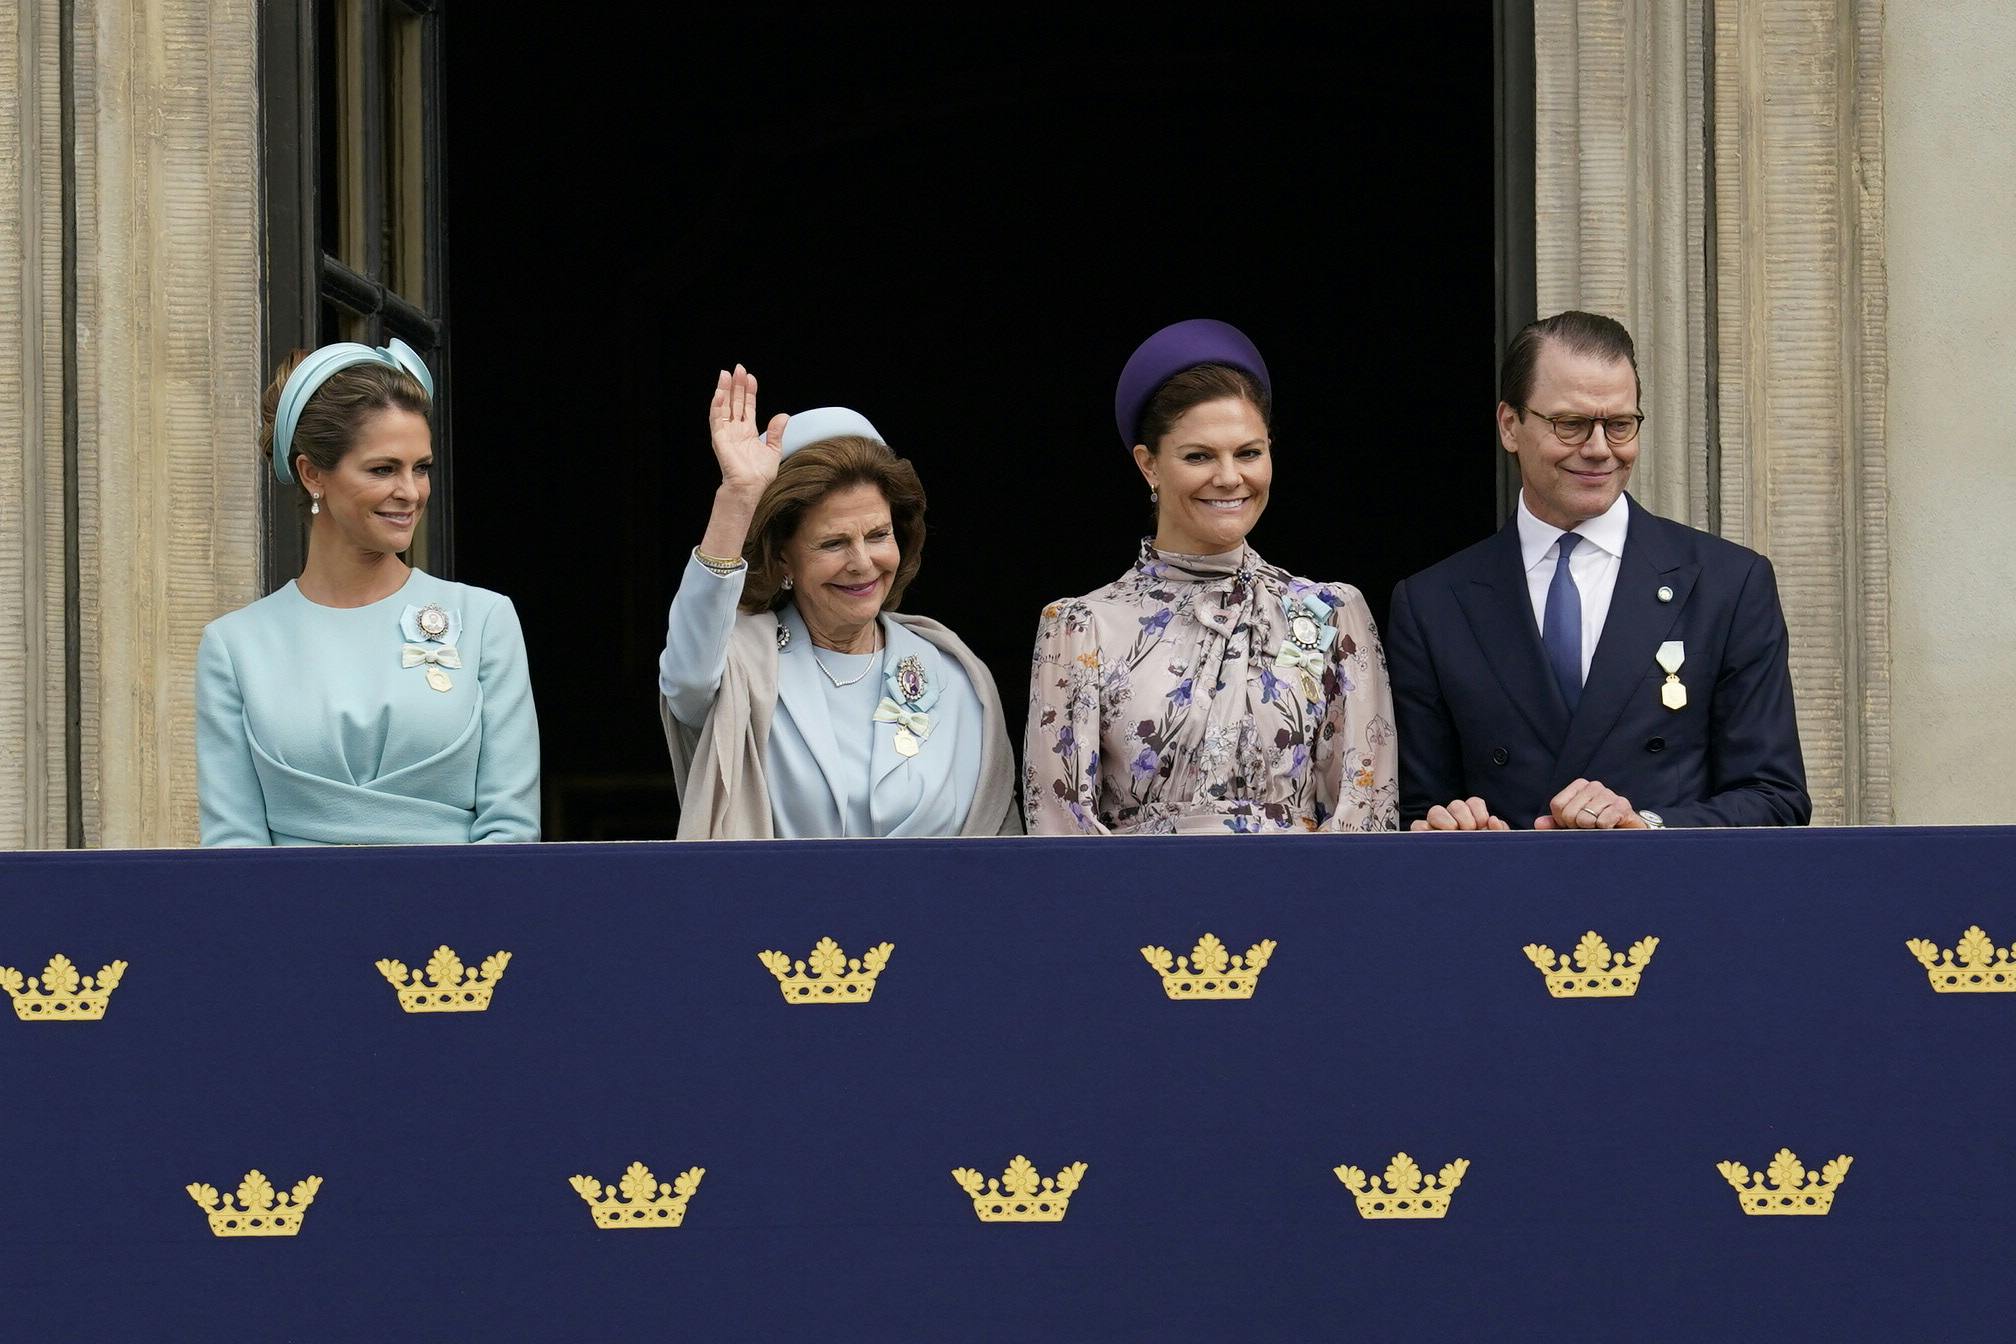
[375,946,511,1012]
[186,1171,323,1237]
[757,937,892,1003]
[1334,1153,1470,1218]
[952,1156,1088,1222]
[1906,926,2014,992]
[1716,1149,1852,1215]
[1140,934,1276,1000]
[569,1161,705,1228]
[1523,932,1659,997]
[2,954,127,1021]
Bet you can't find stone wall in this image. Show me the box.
[1884,2,2016,824]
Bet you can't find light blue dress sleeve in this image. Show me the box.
[658,551,745,728]
[470,596,542,842]
[196,624,276,846]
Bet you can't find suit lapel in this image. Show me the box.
[1552,499,1698,781]
[1451,519,1571,747]
[773,604,853,819]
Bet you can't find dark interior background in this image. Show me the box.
[447,12,1496,840]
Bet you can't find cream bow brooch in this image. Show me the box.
[399,602,462,693]
[401,644,463,693]
[1272,591,1337,703]
[874,653,940,759]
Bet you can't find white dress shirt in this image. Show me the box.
[1516,491,1630,684]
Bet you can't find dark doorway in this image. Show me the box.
[447,12,1498,839]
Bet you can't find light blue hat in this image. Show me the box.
[779,406,884,458]
[271,337,435,483]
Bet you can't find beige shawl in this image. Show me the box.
[660,609,1021,839]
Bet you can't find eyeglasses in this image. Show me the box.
[1521,408,1645,447]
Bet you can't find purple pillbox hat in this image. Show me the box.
[1113,318,1271,449]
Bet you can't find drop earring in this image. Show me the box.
[310,493,321,515]
[781,576,793,590]
[1149,488,1159,505]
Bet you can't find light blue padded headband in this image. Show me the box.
[779,406,884,458]
[271,337,435,483]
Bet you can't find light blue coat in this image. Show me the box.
[197,570,541,845]
[658,553,1017,838]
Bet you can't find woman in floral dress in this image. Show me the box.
[1025,319,1398,835]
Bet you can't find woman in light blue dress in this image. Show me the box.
[657,365,1017,838]
[197,340,540,845]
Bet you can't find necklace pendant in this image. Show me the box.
[893,729,920,757]
[425,666,454,693]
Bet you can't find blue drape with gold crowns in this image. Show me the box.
[2,829,2012,1341]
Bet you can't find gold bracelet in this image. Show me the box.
[694,546,745,575]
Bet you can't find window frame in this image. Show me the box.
[258,0,454,590]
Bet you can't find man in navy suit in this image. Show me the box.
[1386,311,1810,831]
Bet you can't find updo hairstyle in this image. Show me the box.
[1136,362,1272,453]
[739,436,928,614]
[258,350,433,507]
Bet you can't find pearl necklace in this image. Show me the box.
[812,640,883,689]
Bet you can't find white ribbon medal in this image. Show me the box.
[1656,640,1686,710]
[402,644,463,693]
[875,654,933,758]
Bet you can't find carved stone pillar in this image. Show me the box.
[0,1,70,847]
[78,0,265,846]
[0,3,264,848]
[1707,0,1889,824]
[1534,0,1711,528]
[1534,0,1890,824]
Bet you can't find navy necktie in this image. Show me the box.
[1542,533,1584,712]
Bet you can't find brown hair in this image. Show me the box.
[1499,310,1642,414]
[739,436,928,613]
[258,349,433,506]
[1136,362,1272,453]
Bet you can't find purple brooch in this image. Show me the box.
[894,655,927,705]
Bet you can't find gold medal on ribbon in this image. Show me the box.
[1655,640,1686,711]
[425,666,453,693]
[893,729,919,757]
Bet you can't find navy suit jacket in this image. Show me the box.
[1386,496,1810,828]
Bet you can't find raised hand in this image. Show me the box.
[708,364,789,499]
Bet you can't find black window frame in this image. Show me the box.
[258,0,454,591]
[1494,0,1537,522]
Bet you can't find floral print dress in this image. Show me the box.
[1025,541,1398,835]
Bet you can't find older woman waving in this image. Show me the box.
[659,366,1019,838]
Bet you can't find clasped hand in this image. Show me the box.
[1409,778,1647,831]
